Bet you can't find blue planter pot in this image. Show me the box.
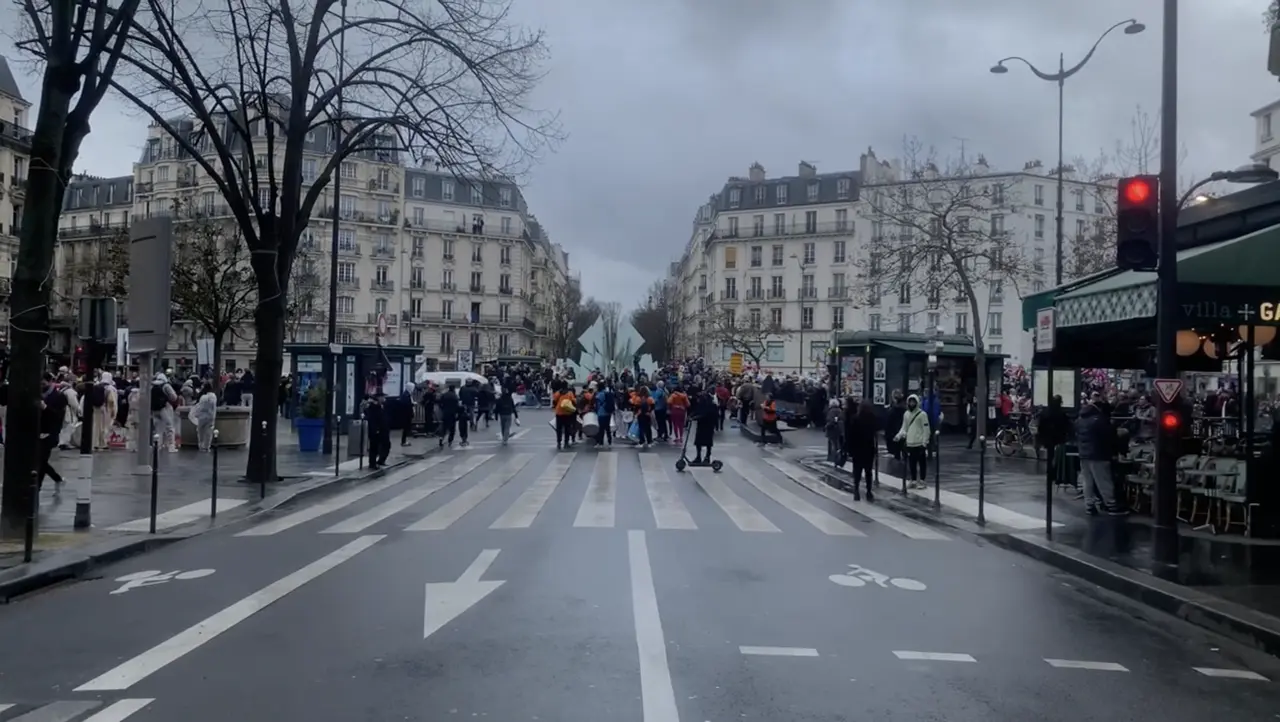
[296,417,325,452]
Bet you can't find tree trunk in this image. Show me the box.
[245,294,285,483]
[0,87,73,538]
[211,332,224,393]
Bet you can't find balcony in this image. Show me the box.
[336,243,361,257]
[801,321,814,330]
[827,286,849,299]
[367,179,400,194]
[719,290,738,301]
[370,245,395,259]
[768,289,787,300]
[470,254,484,265]
[500,256,512,267]
[798,287,818,300]
[336,278,360,291]
[367,312,398,324]
[371,280,395,293]
[0,120,33,151]
[744,289,764,301]
[711,221,854,241]
[498,286,513,296]
[468,284,485,294]
[415,312,517,327]
[135,181,154,194]
[442,252,455,262]
[400,217,528,240]
[521,316,537,333]
[439,282,454,291]
[59,221,130,240]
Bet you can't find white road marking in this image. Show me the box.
[691,468,780,532]
[1193,667,1269,681]
[739,646,820,657]
[11,701,102,721]
[574,452,618,528]
[424,549,505,640]
[1044,659,1129,672]
[321,455,493,533]
[405,455,533,531]
[763,457,948,540]
[728,458,863,536]
[490,453,576,528]
[628,531,680,722]
[304,458,364,476]
[74,535,384,691]
[879,469,1062,530]
[109,499,249,532]
[237,457,449,536]
[639,454,696,530]
[82,699,155,721]
[0,705,11,715]
[893,651,977,663]
[507,428,530,441]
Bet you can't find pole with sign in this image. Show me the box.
[127,217,174,476]
[1035,307,1056,535]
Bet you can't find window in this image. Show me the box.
[749,308,762,327]
[752,215,764,237]
[775,184,788,204]
[727,217,739,237]
[437,268,449,286]
[302,159,317,183]
[500,273,512,291]
[1073,188,1085,211]
[898,313,911,333]
[836,178,850,199]
[470,186,483,204]
[831,306,844,330]
[835,209,848,231]
[750,246,763,267]
[375,265,389,284]
[470,271,483,291]
[990,280,1004,302]
[441,299,453,319]
[411,176,424,197]
[723,277,737,299]
[500,216,513,235]
[469,303,481,324]
[411,207,425,226]
[990,214,1004,235]
[336,331,353,344]
[339,195,355,219]
[774,213,786,235]
[987,312,1003,335]
[801,274,815,299]
[868,313,881,331]
[499,334,510,354]
[991,184,1005,206]
[1034,184,1044,206]
[1034,214,1045,239]
[989,344,1002,354]
[754,186,766,203]
[1076,218,1086,238]
[412,237,424,258]
[927,312,940,333]
[337,262,355,283]
[440,331,453,353]
[765,342,785,362]
[807,182,819,202]
[766,245,781,266]
[500,247,512,265]
[337,296,354,314]
[801,307,814,329]
[770,276,784,298]
[897,283,910,305]
[809,341,829,362]
[499,187,512,207]
[724,247,737,269]
[499,303,510,322]
[802,242,815,264]
[443,238,455,259]
[833,240,846,263]
[374,298,389,316]
[340,162,356,179]
[955,312,968,334]
[770,307,782,327]
[442,180,454,201]
[338,228,356,250]
[728,187,741,208]
[410,298,423,318]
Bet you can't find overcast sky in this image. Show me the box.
[3,0,1278,308]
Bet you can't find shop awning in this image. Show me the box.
[1019,267,1127,331]
[874,339,999,357]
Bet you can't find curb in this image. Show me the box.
[986,531,1280,659]
[738,423,791,447]
[0,445,441,602]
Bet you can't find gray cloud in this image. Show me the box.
[3,0,1276,305]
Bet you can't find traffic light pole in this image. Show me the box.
[1152,0,1180,567]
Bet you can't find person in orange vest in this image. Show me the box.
[633,386,655,449]
[758,393,779,446]
[552,380,577,450]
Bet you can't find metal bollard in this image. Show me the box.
[358,421,365,470]
[873,447,880,488]
[149,435,160,534]
[260,421,268,500]
[335,416,343,477]
[1045,437,1054,537]
[933,429,941,510]
[977,436,987,526]
[210,429,220,519]
[23,470,37,563]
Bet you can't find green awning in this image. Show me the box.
[1021,289,1058,331]
[875,339,1004,358]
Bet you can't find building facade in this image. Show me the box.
[52,116,568,372]
[670,151,1116,371]
[0,56,31,340]
[1251,98,1280,171]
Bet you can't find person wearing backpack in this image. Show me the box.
[89,372,118,450]
[150,373,179,452]
[552,381,577,450]
[594,382,616,447]
[893,394,932,489]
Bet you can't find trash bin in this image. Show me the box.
[347,419,367,460]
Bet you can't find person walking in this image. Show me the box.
[437,385,465,448]
[364,391,391,468]
[189,382,219,452]
[633,386,655,449]
[38,373,67,491]
[495,384,519,444]
[844,398,879,501]
[667,385,689,445]
[893,394,931,489]
[594,381,616,447]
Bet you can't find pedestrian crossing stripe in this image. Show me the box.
[0,699,154,721]
[234,451,949,541]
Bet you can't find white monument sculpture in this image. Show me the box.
[559,314,658,379]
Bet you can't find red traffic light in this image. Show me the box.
[1161,411,1180,431]
[1123,178,1152,205]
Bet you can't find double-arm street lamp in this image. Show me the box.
[1178,163,1278,209]
[990,19,1145,286]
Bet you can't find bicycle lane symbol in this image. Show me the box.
[110,569,217,594]
[828,564,926,591]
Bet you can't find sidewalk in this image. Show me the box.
[800,447,1280,659]
[0,425,438,577]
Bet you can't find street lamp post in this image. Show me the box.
[1153,0,1179,567]
[1178,163,1278,209]
[990,19,1145,287]
[322,0,350,456]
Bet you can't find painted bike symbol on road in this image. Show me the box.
[828,564,926,591]
[110,569,216,594]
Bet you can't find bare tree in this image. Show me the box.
[4,0,141,534]
[58,227,130,303]
[1269,1,1278,28]
[854,139,1034,437]
[546,281,600,361]
[103,0,558,482]
[285,253,327,343]
[706,308,789,368]
[630,279,683,362]
[170,210,258,387]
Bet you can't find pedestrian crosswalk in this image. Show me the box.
[0,699,153,721]
[235,450,950,540]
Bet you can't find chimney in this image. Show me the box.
[748,162,766,182]
[798,161,816,178]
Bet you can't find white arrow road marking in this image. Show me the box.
[424,549,505,640]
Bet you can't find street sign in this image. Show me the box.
[456,348,474,372]
[424,549,503,639]
[127,216,174,354]
[729,352,743,375]
[1154,378,1184,405]
[1035,308,1056,353]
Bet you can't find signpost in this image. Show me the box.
[1034,308,1056,353]
[1153,378,1184,405]
[127,217,175,476]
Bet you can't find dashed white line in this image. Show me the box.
[1193,667,1269,681]
[739,646,820,657]
[893,651,977,663]
[628,530,680,722]
[1044,659,1129,672]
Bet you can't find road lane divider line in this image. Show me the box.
[320,455,494,534]
[1193,667,1269,681]
[763,457,949,540]
[110,499,249,532]
[74,535,384,692]
[1044,659,1129,672]
[490,453,576,529]
[690,467,780,532]
[237,456,450,536]
[739,646,820,657]
[574,452,618,528]
[893,651,977,663]
[639,454,696,530]
[729,458,864,536]
[405,454,533,531]
[628,530,680,722]
[82,699,156,721]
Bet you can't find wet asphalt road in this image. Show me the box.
[1,421,1279,721]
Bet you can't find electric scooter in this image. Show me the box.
[674,418,723,473]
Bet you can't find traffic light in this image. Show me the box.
[1160,409,1181,433]
[1115,175,1160,270]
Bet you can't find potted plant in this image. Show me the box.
[296,381,327,452]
